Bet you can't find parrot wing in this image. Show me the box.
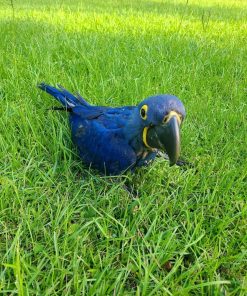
[70,113,137,175]
[72,105,135,128]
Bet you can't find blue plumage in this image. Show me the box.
[38,83,186,175]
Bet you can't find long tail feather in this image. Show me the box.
[38,83,90,107]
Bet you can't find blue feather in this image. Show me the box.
[38,83,186,175]
[38,83,88,107]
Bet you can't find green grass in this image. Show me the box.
[0,0,247,294]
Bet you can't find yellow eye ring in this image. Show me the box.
[140,105,148,120]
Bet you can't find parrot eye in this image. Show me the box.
[140,105,148,120]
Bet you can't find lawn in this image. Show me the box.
[0,0,246,294]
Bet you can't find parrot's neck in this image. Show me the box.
[123,110,147,154]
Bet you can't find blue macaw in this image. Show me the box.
[38,83,186,175]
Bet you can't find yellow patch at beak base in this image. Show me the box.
[143,127,153,149]
[164,111,182,125]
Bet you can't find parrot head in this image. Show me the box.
[137,94,186,166]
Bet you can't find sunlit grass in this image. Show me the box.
[0,0,246,295]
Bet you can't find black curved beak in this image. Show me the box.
[146,116,181,166]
